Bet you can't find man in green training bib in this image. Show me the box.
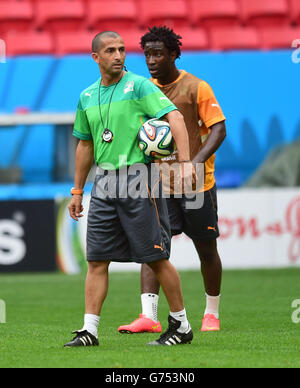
[64,31,195,347]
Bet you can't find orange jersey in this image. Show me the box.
[152,70,226,192]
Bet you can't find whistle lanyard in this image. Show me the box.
[98,78,122,140]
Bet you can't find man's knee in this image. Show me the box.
[194,240,219,261]
[88,260,110,274]
[146,258,169,273]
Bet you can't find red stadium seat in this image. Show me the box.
[0,1,33,34]
[5,31,54,56]
[289,0,300,25]
[138,0,189,30]
[188,0,241,29]
[209,26,260,51]
[175,28,209,51]
[240,0,290,28]
[259,26,300,49]
[120,29,146,52]
[35,0,86,33]
[55,31,95,55]
[55,29,145,55]
[87,0,137,31]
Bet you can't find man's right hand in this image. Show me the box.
[181,161,197,189]
[68,195,84,221]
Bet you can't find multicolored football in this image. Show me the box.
[138,118,174,160]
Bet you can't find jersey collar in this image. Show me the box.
[151,70,187,88]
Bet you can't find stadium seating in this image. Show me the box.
[209,26,260,51]
[55,29,145,55]
[175,28,209,51]
[5,31,54,55]
[138,0,189,29]
[289,0,300,25]
[118,29,146,52]
[86,0,138,31]
[55,31,95,55]
[35,0,86,33]
[0,0,298,52]
[188,0,241,29]
[239,0,290,28]
[54,28,208,54]
[259,26,300,49]
[0,0,33,34]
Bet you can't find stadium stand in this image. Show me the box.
[0,0,34,35]
[289,0,300,25]
[34,0,86,33]
[209,26,260,51]
[115,29,146,52]
[188,0,241,29]
[138,0,189,29]
[55,31,95,55]
[0,0,299,52]
[5,31,54,56]
[239,0,290,28]
[55,29,145,55]
[86,0,138,31]
[259,26,300,49]
[175,27,209,51]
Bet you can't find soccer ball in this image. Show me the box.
[138,118,174,160]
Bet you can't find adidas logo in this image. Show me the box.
[164,334,182,346]
[78,334,94,346]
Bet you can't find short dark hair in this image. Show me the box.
[92,31,121,53]
[140,26,182,59]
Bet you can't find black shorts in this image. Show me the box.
[86,164,171,264]
[167,185,220,241]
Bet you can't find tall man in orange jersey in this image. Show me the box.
[118,26,226,333]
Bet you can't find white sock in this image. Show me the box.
[204,294,220,319]
[141,293,159,322]
[170,308,190,333]
[81,314,100,338]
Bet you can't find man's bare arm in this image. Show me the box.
[68,140,94,221]
[165,109,190,162]
[164,109,196,184]
[193,121,226,164]
[73,139,94,190]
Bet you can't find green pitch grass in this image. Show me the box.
[0,268,300,368]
